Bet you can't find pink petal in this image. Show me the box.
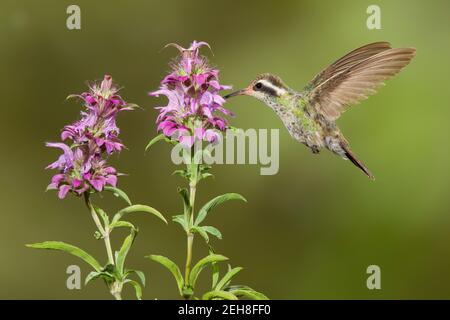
[106,175,118,187]
[72,179,82,188]
[179,135,194,148]
[205,129,220,143]
[58,185,71,199]
[104,166,117,174]
[90,179,104,192]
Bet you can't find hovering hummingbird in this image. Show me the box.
[224,42,416,179]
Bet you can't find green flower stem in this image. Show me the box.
[184,156,199,298]
[110,282,123,300]
[84,192,122,300]
[185,232,194,285]
[103,228,114,266]
[84,193,114,265]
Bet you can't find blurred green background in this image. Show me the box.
[1,0,449,299]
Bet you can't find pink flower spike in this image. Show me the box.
[150,41,233,146]
[45,75,130,199]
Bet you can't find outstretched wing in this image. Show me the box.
[303,42,416,120]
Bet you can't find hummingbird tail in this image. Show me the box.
[341,144,375,180]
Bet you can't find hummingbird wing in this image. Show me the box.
[303,42,416,120]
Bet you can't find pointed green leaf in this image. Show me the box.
[189,254,228,288]
[85,271,100,285]
[116,230,137,277]
[109,220,136,231]
[211,261,220,290]
[102,264,116,278]
[195,193,247,226]
[215,267,243,291]
[191,226,209,243]
[125,269,146,287]
[173,169,189,179]
[203,226,222,240]
[177,187,190,214]
[124,279,142,300]
[226,285,269,300]
[145,134,165,152]
[228,288,269,300]
[202,290,238,300]
[112,205,167,225]
[146,255,184,295]
[104,186,132,206]
[85,271,114,286]
[200,172,214,181]
[93,205,109,227]
[26,241,101,271]
[172,215,188,232]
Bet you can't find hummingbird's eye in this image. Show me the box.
[254,82,263,90]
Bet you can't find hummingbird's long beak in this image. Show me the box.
[224,88,250,99]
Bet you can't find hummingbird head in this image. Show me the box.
[224,73,289,103]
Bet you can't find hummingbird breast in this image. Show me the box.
[267,94,325,151]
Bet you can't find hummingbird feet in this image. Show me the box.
[310,146,320,154]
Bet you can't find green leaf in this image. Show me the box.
[177,187,190,214]
[84,271,100,285]
[103,263,116,273]
[116,230,137,277]
[211,261,220,290]
[93,205,109,227]
[200,172,214,181]
[112,204,167,225]
[109,220,136,231]
[199,164,212,172]
[125,269,146,287]
[202,290,238,300]
[173,169,189,179]
[191,226,209,243]
[215,267,243,291]
[94,231,103,240]
[104,186,132,206]
[189,254,228,288]
[203,226,222,240]
[145,134,166,152]
[146,255,184,295]
[124,279,142,300]
[228,288,269,300]
[85,271,114,286]
[195,193,247,226]
[172,215,188,232]
[26,241,101,272]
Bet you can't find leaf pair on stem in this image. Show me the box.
[27,186,167,300]
[146,139,267,300]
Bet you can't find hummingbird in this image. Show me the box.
[224,42,416,179]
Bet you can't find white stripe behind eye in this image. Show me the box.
[259,79,287,96]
